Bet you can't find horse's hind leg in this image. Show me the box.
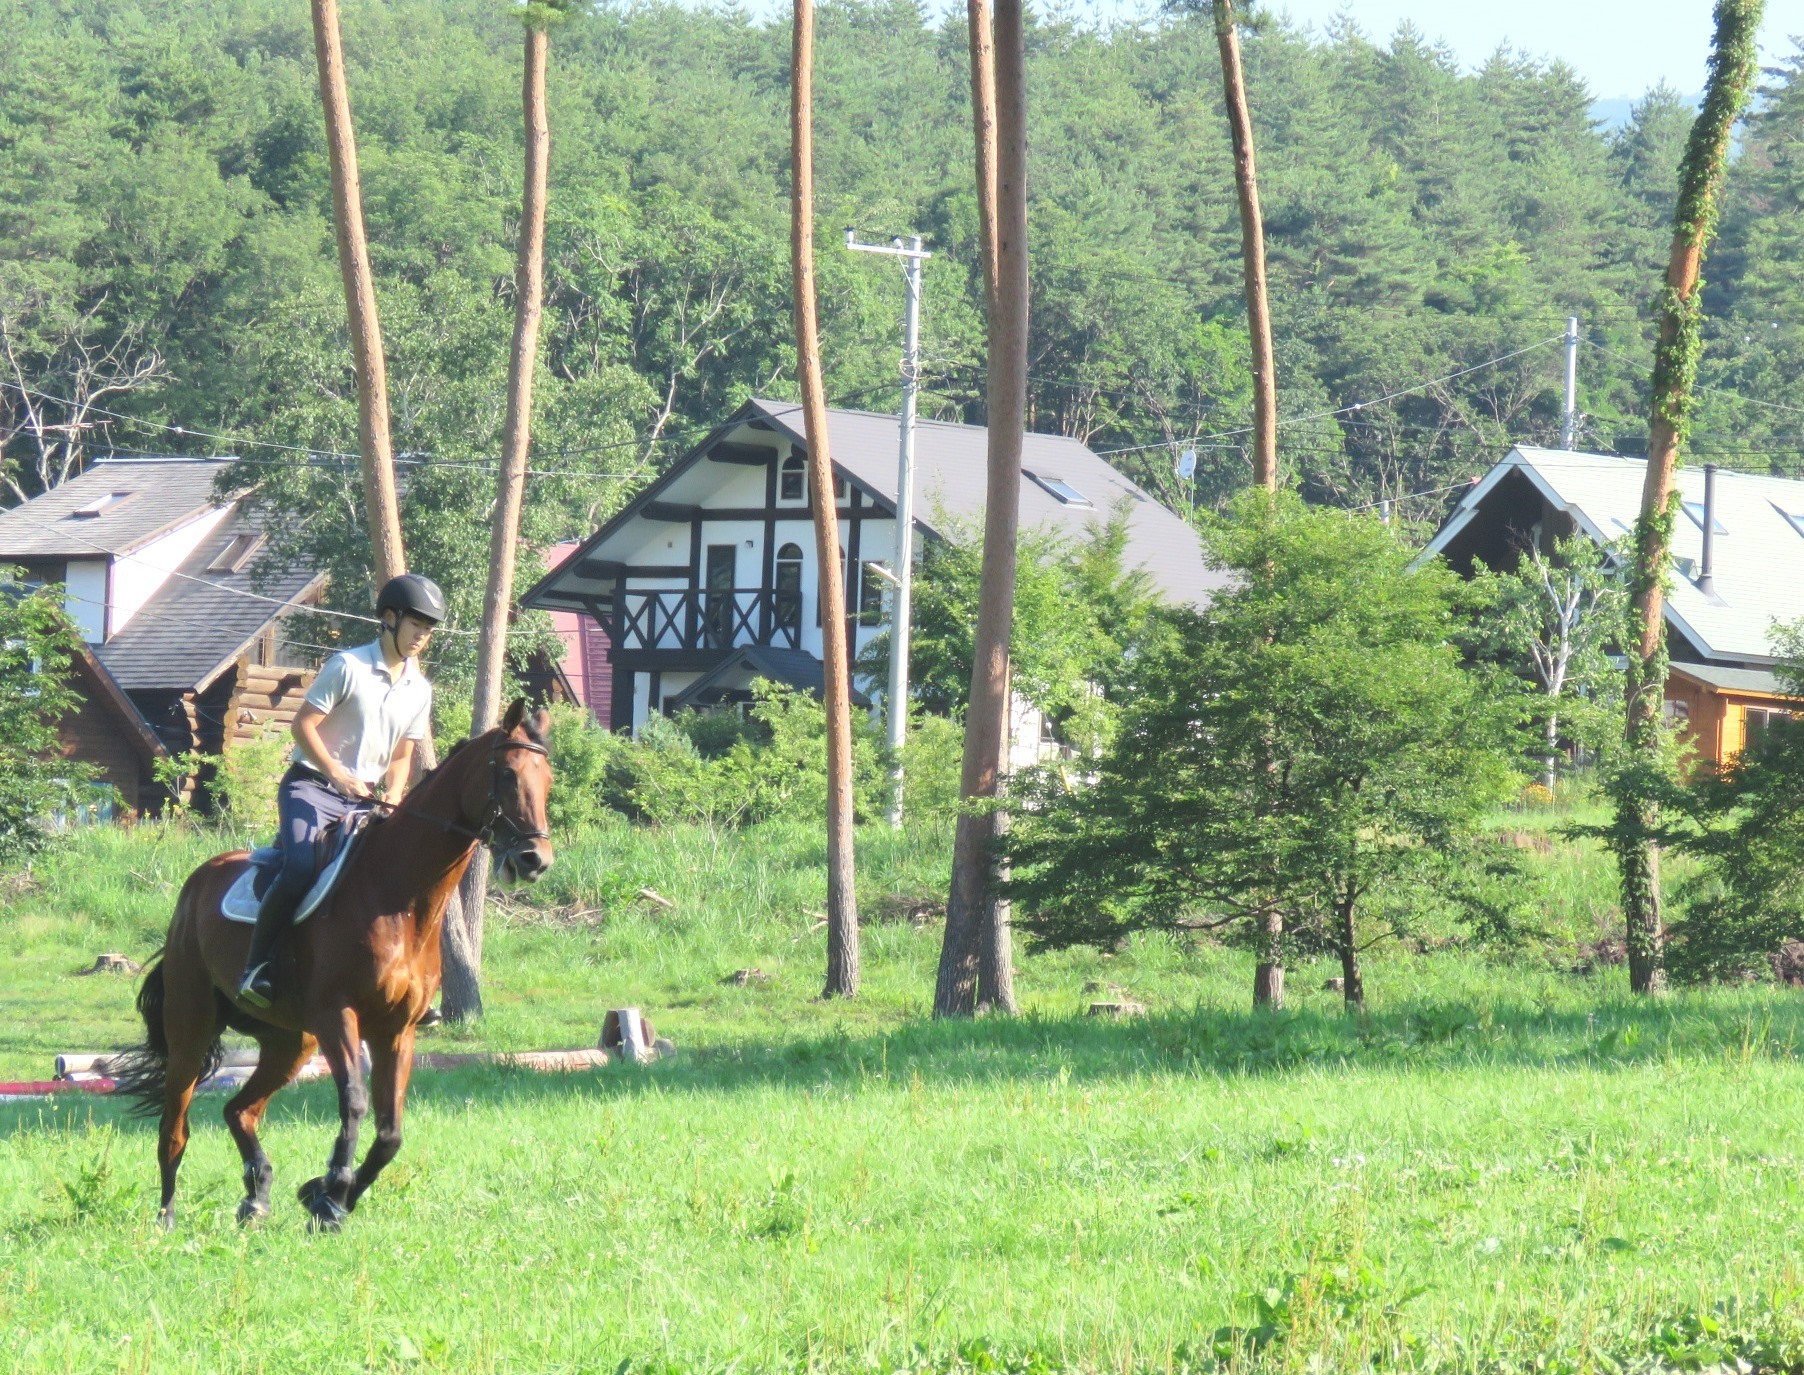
[222,1026,314,1225]
[156,976,222,1230]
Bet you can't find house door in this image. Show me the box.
[705,544,737,648]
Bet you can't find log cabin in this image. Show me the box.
[0,457,326,814]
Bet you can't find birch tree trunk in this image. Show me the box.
[443,19,554,1023]
[310,0,404,584]
[1617,0,1761,996]
[791,0,860,998]
[936,0,1026,1018]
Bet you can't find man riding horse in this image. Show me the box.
[118,566,555,1231]
[237,573,445,1008]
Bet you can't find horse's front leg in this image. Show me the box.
[297,1007,364,1232]
[346,1026,414,1213]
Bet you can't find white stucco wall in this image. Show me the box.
[110,504,234,635]
[62,560,109,642]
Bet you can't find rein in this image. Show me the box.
[363,736,549,850]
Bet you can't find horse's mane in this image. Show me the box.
[391,713,547,818]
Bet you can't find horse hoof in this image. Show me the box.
[298,1177,347,1232]
[236,1198,270,1226]
[156,1208,175,1232]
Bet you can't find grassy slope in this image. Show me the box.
[4,817,1804,1373]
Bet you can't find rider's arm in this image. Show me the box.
[380,737,416,802]
[291,705,370,799]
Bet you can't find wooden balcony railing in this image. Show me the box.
[607,587,804,653]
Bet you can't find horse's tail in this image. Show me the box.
[108,954,224,1118]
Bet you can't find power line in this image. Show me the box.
[1582,339,1804,418]
[1092,334,1567,459]
[0,507,556,640]
[0,377,700,467]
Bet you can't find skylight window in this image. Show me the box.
[1025,472,1093,508]
[1681,501,1727,535]
[69,491,134,518]
[1776,504,1804,539]
[206,532,265,574]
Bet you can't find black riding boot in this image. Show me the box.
[237,881,300,1009]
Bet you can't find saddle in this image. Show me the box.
[219,809,378,926]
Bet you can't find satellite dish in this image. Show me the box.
[1176,448,1197,480]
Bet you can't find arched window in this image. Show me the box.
[774,542,804,640]
[780,452,805,501]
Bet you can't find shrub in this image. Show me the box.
[536,684,967,831]
[0,579,98,869]
[211,728,292,839]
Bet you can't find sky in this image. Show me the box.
[731,0,1804,102]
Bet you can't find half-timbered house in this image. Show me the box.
[521,399,1225,742]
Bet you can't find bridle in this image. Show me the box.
[479,737,551,851]
[364,735,549,852]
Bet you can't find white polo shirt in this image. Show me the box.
[293,640,433,784]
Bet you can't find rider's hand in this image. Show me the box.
[330,768,372,800]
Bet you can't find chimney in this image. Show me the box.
[1699,463,1717,596]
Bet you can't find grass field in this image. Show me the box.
[6,814,1804,1373]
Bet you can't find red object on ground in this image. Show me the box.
[0,1079,116,1097]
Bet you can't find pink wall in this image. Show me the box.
[544,541,612,726]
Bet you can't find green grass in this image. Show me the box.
[6,816,1804,1373]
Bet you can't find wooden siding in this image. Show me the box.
[1666,672,1799,768]
[57,686,150,814]
[224,661,316,749]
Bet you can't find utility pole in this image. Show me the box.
[846,229,932,827]
[1561,315,1580,449]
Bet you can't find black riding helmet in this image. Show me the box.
[375,573,447,626]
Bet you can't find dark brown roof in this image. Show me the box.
[95,506,325,692]
[0,458,235,558]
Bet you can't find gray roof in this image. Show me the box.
[750,400,1223,606]
[525,399,1226,611]
[666,645,871,711]
[1669,662,1793,696]
[1426,447,1804,665]
[95,505,325,693]
[0,458,235,558]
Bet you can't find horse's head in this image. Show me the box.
[476,698,556,887]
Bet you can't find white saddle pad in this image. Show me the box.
[220,840,359,926]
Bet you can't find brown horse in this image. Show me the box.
[116,699,554,1231]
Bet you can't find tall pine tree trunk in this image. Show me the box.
[1618,0,1761,996]
[310,0,404,584]
[936,0,1026,1019]
[1213,0,1277,490]
[1211,0,1284,1008]
[791,0,860,998]
[967,0,1001,315]
[445,18,555,1023]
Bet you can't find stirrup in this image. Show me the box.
[238,962,276,1009]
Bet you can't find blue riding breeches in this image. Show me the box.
[260,764,357,921]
